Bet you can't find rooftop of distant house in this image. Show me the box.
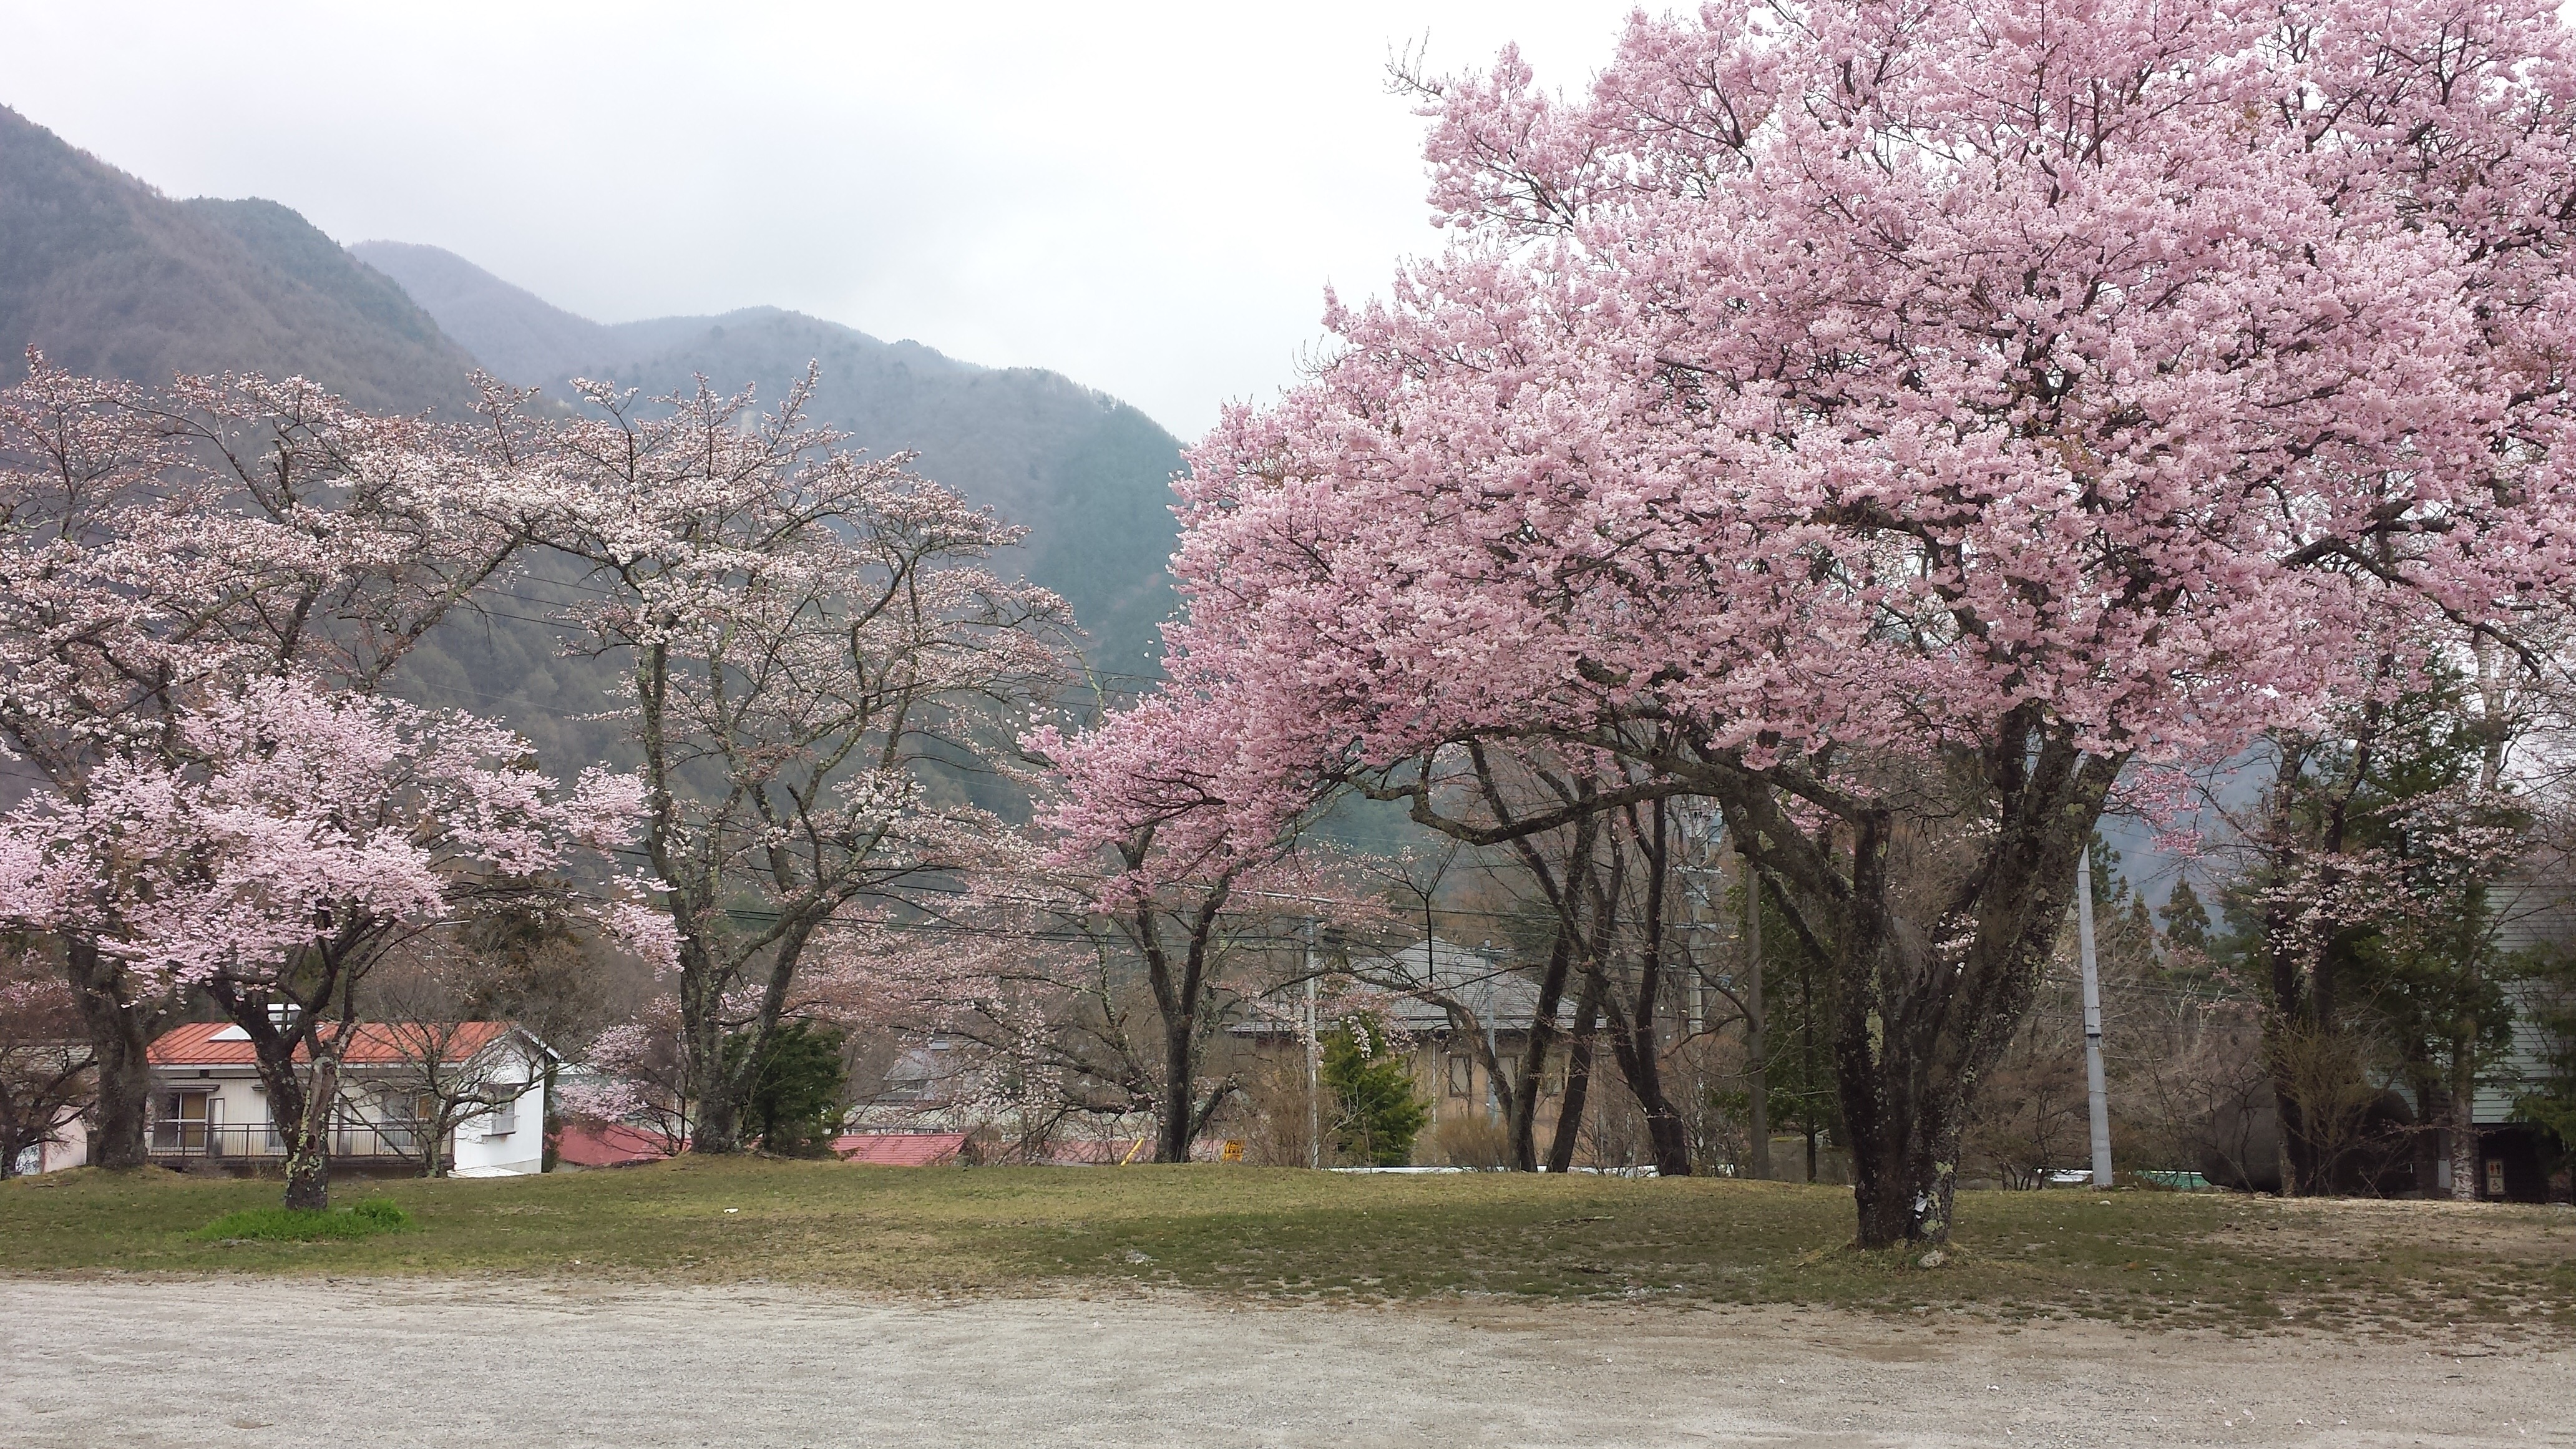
[1232,937,1561,1035]
[148,1020,534,1068]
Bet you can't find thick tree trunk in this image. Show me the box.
[1603,797,1692,1177]
[1735,737,2114,1248]
[1603,1009,1693,1177]
[1546,976,1604,1173]
[1844,1057,1966,1249]
[2447,1073,2480,1203]
[1159,1021,1195,1164]
[281,1111,332,1212]
[64,941,154,1169]
[1744,868,1769,1183]
[261,1054,337,1212]
[692,1086,743,1155]
[1642,1085,1694,1177]
[1505,930,1575,1172]
[681,965,742,1154]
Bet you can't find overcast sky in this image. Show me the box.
[0,1,1651,438]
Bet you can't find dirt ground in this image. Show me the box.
[2,1278,2566,1448]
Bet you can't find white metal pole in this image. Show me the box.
[1305,919,1320,1171]
[2076,846,2114,1189]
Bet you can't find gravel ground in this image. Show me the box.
[2,1278,2566,1447]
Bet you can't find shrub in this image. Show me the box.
[1322,1019,1427,1167]
[733,1018,849,1158]
[191,1198,412,1242]
[1425,1112,1511,1169]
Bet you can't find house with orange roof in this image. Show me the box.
[146,1020,553,1178]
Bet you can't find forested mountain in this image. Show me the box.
[351,242,1183,688]
[0,104,1185,783]
[0,107,480,414]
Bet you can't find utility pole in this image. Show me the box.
[1744,860,1770,1183]
[1305,917,1320,1171]
[2076,846,2113,1189]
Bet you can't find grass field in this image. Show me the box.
[6,1159,2570,1335]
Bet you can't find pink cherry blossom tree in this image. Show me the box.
[0,356,542,1167]
[524,372,1073,1154]
[1089,0,2576,1244]
[0,676,635,1208]
[2198,627,2550,1196]
[1033,693,1361,1162]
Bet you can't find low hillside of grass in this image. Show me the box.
[6,1161,2569,1335]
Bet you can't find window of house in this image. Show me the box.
[379,1092,432,1154]
[157,1090,213,1151]
[485,1093,518,1138]
[1447,1055,1473,1098]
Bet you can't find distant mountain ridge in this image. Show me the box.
[0,106,480,413]
[350,241,1181,681]
[341,238,620,388]
[0,104,1181,783]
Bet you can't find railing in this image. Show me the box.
[147,1120,443,1163]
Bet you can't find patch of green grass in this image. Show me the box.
[6,1162,2568,1335]
[190,1196,413,1243]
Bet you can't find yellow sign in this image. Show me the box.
[1221,1139,1246,1163]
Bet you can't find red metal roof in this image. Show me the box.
[832,1131,968,1166]
[552,1121,676,1168]
[149,1020,517,1067]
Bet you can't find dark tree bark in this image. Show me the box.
[1123,845,1239,1166]
[1505,926,1575,1172]
[1737,740,2119,1247]
[1593,796,1692,1177]
[222,997,346,1212]
[271,1054,338,1212]
[64,942,154,1169]
[1158,1017,1199,1164]
[203,925,382,1211]
[678,932,744,1155]
[1743,866,1769,1182]
[1477,750,1594,1171]
[1547,972,1604,1173]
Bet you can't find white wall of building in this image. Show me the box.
[35,1111,85,1173]
[448,1042,545,1177]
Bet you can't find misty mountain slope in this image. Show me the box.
[347,238,619,386]
[354,242,1183,680]
[0,107,479,412]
